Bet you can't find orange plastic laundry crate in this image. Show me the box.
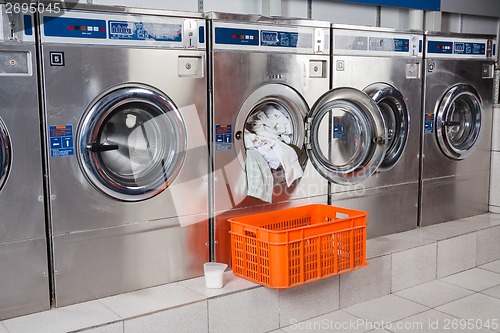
[228,204,368,289]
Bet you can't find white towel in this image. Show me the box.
[246,149,273,203]
[272,140,304,187]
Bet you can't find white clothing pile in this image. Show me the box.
[245,105,303,190]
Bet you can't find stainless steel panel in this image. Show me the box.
[42,46,208,234]
[212,51,330,213]
[332,56,422,188]
[0,43,46,242]
[330,182,419,239]
[214,195,327,266]
[53,214,208,307]
[0,238,50,320]
[420,172,489,227]
[422,59,493,180]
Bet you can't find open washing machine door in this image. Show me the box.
[436,83,483,160]
[306,87,387,185]
[0,118,10,192]
[364,83,409,171]
[78,83,187,202]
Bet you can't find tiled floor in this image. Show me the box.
[273,260,500,333]
[1,213,499,333]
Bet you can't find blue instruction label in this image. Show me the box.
[333,117,346,139]
[424,113,434,134]
[216,124,232,151]
[49,125,74,157]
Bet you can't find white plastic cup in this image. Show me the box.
[203,262,228,289]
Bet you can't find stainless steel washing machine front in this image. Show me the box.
[208,13,388,265]
[0,9,50,319]
[420,32,496,226]
[330,25,424,238]
[40,6,209,306]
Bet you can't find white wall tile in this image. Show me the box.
[279,276,340,327]
[490,152,500,211]
[477,225,500,265]
[392,243,437,292]
[437,233,477,278]
[339,255,391,308]
[311,0,377,26]
[491,108,500,152]
[380,7,410,29]
[124,301,207,333]
[208,287,279,333]
[204,0,263,15]
[282,0,308,18]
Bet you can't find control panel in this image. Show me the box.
[40,11,205,49]
[333,30,422,57]
[212,21,328,54]
[426,36,496,59]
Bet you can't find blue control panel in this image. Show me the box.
[424,113,434,135]
[49,125,74,157]
[427,40,486,55]
[261,30,299,48]
[215,27,259,46]
[108,21,182,42]
[427,40,453,54]
[43,16,106,39]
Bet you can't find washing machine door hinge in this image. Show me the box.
[305,117,312,149]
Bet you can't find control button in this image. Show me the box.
[336,60,345,71]
[50,52,64,66]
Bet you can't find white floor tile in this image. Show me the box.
[281,310,370,333]
[390,309,494,333]
[80,322,124,333]
[98,283,206,319]
[437,233,477,278]
[0,323,7,333]
[413,222,476,241]
[477,226,500,265]
[440,268,500,292]
[366,231,435,259]
[391,243,437,292]
[208,287,279,333]
[2,301,121,333]
[394,280,474,308]
[179,271,259,298]
[480,260,500,274]
[453,214,500,231]
[124,301,207,333]
[343,295,429,324]
[436,294,500,332]
[279,276,339,327]
[481,285,500,300]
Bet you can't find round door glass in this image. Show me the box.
[436,83,483,160]
[307,87,387,185]
[235,84,308,186]
[364,83,409,171]
[79,84,186,201]
[0,118,11,192]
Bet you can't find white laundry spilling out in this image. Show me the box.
[244,105,303,202]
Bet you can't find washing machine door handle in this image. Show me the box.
[442,120,461,127]
[86,143,119,153]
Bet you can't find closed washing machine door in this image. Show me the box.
[436,83,483,160]
[0,118,10,191]
[307,87,387,185]
[78,84,187,202]
[364,83,409,171]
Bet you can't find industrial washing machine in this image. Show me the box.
[40,5,208,306]
[329,25,423,238]
[0,9,50,319]
[420,32,496,226]
[208,13,388,264]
